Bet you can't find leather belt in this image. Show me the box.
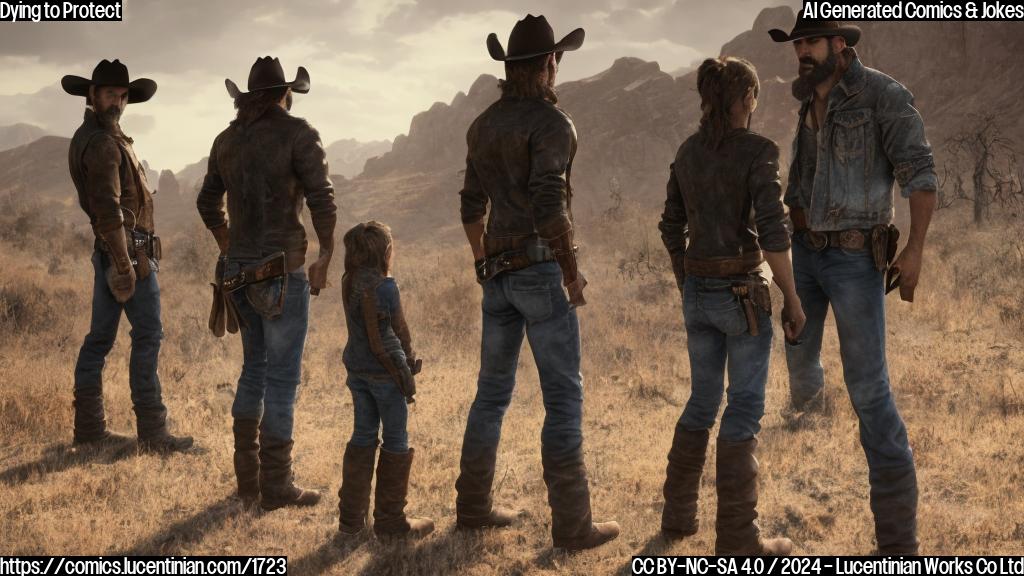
[684,251,764,277]
[803,229,871,252]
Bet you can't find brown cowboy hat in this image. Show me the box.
[61,59,157,104]
[487,14,585,62]
[768,17,861,47]
[225,56,310,98]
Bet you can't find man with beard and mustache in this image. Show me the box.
[768,19,938,554]
[197,57,336,510]
[63,60,194,453]
[455,15,619,551]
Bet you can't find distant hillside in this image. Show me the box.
[326,138,391,179]
[0,136,73,204]
[0,124,49,153]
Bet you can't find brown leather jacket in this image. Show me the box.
[69,109,155,236]
[197,106,337,270]
[659,128,790,278]
[460,96,577,252]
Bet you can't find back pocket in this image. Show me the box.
[510,278,554,323]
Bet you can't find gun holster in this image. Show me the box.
[731,275,771,337]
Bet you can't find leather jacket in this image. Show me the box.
[659,129,791,277]
[69,109,155,236]
[460,96,577,252]
[784,51,938,231]
[197,106,337,271]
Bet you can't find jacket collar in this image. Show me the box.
[83,108,132,144]
[836,48,866,97]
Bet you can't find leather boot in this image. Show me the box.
[259,435,321,511]
[135,405,194,454]
[372,448,434,539]
[455,443,518,529]
[233,417,261,504]
[73,392,131,446]
[714,437,792,556]
[662,427,710,540]
[542,450,620,551]
[338,442,378,535]
[870,465,919,555]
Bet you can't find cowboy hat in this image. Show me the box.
[225,56,310,98]
[768,17,861,47]
[487,14,585,62]
[61,59,157,104]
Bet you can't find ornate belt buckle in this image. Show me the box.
[806,231,828,252]
[839,229,865,251]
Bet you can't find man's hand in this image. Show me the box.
[210,224,230,255]
[890,245,923,302]
[106,265,137,303]
[566,273,588,307]
[781,295,806,345]
[308,252,332,296]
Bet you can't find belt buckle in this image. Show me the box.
[806,231,828,252]
[839,229,865,251]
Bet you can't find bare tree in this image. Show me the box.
[940,113,1024,225]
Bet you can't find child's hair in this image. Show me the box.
[342,221,393,300]
[696,56,760,150]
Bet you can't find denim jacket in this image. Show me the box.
[342,272,407,378]
[785,51,938,231]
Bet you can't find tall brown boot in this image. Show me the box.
[73,392,131,446]
[338,442,378,535]
[870,465,919,555]
[715,437,792,556]
[662,427,710,540]
[233,417,260,504]
[455,443,519,529]
[542,450,620,551]
[259,435,321,511]
[372,448,434,539]
[135,405,194,454]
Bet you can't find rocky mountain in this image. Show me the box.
[0,136,74,204]
[0,123,49,153]
[326,138,391,179]
[175,156,209,195]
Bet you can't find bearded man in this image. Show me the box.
[197,57,336,510]
[63,60,194,454]
[769,18,938,554]
[455,14,619,551]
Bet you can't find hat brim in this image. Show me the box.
[487,27,586,62]
[768,25,861,47]
[225,66,311,98]
[61,75,157,103]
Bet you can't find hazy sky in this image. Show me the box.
[0,0,799,172]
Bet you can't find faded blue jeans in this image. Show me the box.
[677,275,773,443]
[74,250,165,437]
[347,372,409,452]
[785,233,918,550]
[460,261,584,462]
[231,269,310,441]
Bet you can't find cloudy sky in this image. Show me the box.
[0,0,799,172]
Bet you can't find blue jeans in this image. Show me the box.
[231,270,310,441]
[785,234,918,547]
[347,373,409,452]
[461,261,584,461]
[677,275,773,443]
[74,251,165,420]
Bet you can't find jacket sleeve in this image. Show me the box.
[197,137,227,229]
[749,141,792,252]
[528,114,574,238]
[294,125,338,254]
[460,124,488,225]
[783,129,802,209]
[877,82,938,198]
[658,161,688,258]
[375,281,406,358]
[83,133,125,234]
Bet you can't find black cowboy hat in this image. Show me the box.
[487,14,585,62]
[61,59,157,104]
[768,17,861,47]
[225,56,310,98]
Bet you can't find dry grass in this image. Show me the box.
[1,203,1023,574]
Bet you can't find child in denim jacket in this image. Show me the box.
[336,221,433,539]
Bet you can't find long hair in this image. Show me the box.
[499,53,558,103]
[233,86,289,127]
[696,57,760,150]
[341,221,393,303]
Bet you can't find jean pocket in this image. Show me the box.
[698,290,749,335]
[245,276,287,320]
[510,279,554,323]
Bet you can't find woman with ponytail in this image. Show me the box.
[657,57,806,555]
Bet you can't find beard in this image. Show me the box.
[95,104,123,129]
[791,46,838,101]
